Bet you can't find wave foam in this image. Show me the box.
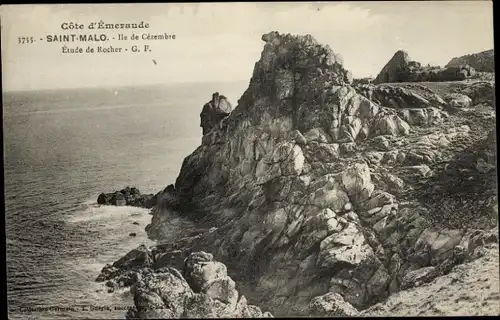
[65,203,151,224]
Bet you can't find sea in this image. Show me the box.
[3,80,248,319]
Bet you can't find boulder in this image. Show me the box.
[444,93,472,108]
[308,292,359,316]
[413,228,463,265]
[127,252,273,319]
[462,81,495,106]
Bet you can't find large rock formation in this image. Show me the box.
[200,92,233,135]
[446,49,495,73]
[98,250,273,318]
[374,50,414,84]
[373,50,478,84]
[100,32,497,317]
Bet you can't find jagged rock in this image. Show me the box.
[131,267,194,319]
[106,280,119,293]
[200,92,233,135]
[374,50,413,84]
[105,32,498,317]
[399,108,445,126]
[111,191,126,206]
[127,252,273,319]
[372,136,391,151]
[444,93,472,108]
[97,192,113,205]
[382,173,405,194]
[183,252,227,292]
[308,292,359,316]
[97,187,156,209]
[413,228,463,265]
[155,184,180,210]
[357,84,433,109]
[461,81,495,106]
[401,266,439,290]
[445,49,494,72]
[459,227,499,258]
[96,245,153,283]
[318,222,374,269]
[373,115,410,136]
[373,50,477,84]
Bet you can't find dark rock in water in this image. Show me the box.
[97,186,157,209]
[129,194,156,209]
[96,264,119,282]
[113,244,152,270]
[129,232,137,237]
[200,92,233,135]
[97,192,112,205]
[132,221,140,225]
[105,280,119,293]
[96,244,153,284]
[110,192,126,206]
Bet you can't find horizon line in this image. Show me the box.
[2,79,251,94]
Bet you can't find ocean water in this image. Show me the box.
[3,81,247,319]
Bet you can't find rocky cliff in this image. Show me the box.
[446,49,495,73]
[98,32,498,318]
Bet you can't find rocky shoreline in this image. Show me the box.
[96,32,498,317]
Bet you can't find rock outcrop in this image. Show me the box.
[98,250,273,318]
[373,50,478,84]
[362,243,499,316]
[446,49,495,73]
[200,92,233,135]
[99,32,498,317]
[97,187,156,209]
[374,50,413,84]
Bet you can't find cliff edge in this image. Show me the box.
[98,32,498,318]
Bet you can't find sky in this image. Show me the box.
[0,2,494,91]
